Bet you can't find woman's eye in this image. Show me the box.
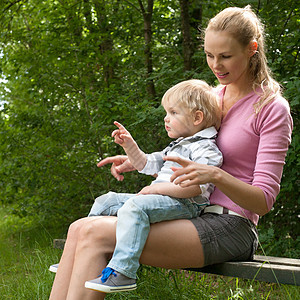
[222,55,231,59]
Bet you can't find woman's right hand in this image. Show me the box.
[97,155,136,181]
[165,156,217,187]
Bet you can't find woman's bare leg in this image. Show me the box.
[51,216,204,300]
[65,216,118,300]
[49,217,107,300]
[141,219,204,268]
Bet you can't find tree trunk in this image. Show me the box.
[179,0,193,71]
[138,0,156,98]
[93,0,115,86]
[179,0,202,72]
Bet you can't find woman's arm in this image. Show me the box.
[166,157,268,216]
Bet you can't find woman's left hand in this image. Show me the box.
[165,156,217,187]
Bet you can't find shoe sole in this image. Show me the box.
[49,265,58,273]
[85,281,137,293]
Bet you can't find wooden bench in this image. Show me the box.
[53,239,300,286]
[189,255,300,286]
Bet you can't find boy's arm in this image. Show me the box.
[138,182,201,198]
[112,121,147,171]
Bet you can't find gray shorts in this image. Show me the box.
[190,213,258,267]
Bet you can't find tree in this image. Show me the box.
[0,1,298,256]
[179,0,202,71]
[138,0,156,97]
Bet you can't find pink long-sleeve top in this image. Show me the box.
[210,86,293,225]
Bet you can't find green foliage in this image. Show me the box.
[0,0,299,256]
[258,227,300,259]
[256,1,300,247]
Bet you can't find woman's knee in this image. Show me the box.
[67,217,90,241]
[76,216,117,251]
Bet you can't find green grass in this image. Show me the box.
[0,208,299,300]
[0,209,62,299]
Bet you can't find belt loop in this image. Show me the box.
[223,207,229,214]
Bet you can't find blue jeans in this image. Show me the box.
[88,191,206,279]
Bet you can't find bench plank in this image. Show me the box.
[190,255,300,286]
[254,255,300,267]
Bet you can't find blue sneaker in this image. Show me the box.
[85,267,137,293]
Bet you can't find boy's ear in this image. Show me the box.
[194,110,204,125]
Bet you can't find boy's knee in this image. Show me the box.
[94,191,116,203]
[118,197,147,217]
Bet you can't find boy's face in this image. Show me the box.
[163,99,195,139]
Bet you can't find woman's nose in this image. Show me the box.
[213,58,221,69]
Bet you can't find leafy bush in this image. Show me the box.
[0,1,298,257]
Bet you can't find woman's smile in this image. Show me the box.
[216,72,229,79]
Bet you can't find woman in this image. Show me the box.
[49,6,292,300]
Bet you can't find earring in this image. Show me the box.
[251,41,258,53]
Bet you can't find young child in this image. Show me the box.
[85,79,223,293]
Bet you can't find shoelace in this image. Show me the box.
[99,267,117,283]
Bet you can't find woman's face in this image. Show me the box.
[204,30,251,87]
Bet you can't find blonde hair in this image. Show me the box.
[161,79,221,129]
[205,5,281,114]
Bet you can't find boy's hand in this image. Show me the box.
[111,121,147,171]
[138,183,172,195]
[112,121,135,149]
[138,185,158,195]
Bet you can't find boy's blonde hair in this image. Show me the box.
[205,5,281,114]
[161,79,221,129]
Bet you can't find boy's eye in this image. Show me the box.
[171,111,177,115]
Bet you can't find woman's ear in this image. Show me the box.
[194,110,204,125]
